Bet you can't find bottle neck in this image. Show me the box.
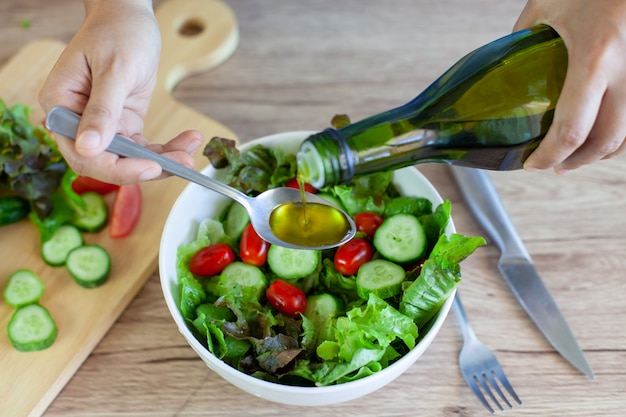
[298,127,440,189]
[298,129,353,189]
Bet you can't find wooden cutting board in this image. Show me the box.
[0,1,238,416]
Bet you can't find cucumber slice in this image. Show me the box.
[304,293,343,344]
[73,191,108,232]
[8,304,58,351]
[41,224,84,266]
[215,261,267,299]
[66,244,111,288]
[373,213,426,263]
[267,245,320,279]
[197,217,227,244]
[3,269,44,307]
[356,259,406,300]
[223,202,250,240]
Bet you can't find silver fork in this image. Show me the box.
[452,292,523,414]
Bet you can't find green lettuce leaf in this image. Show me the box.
[1,100,88,241]
[312,294,418,386]
[400,233,486,328]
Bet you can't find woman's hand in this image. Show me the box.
[39,0,202,184]
[515,0,626,174]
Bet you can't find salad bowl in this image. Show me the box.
[159,131,458,406]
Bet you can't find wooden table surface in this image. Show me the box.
[3,0,626,416]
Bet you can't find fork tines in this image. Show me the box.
[466,368,523,414]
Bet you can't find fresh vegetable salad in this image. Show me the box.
[175,138,485,387]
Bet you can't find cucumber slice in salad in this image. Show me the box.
[41,224,84,266]
[267,245,320,279]
[373,213,426,263]
[223,202,250,240]
[356,259,406,300]
[3,269,44,307]
[215,261,267,300]
[304,293,343,345]
[8,304,58,352]
[66,244,111,288]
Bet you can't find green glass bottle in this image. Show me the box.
[297,24,568,189]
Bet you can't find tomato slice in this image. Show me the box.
[285,178,318,194]
[333,238,373,276]
[354,212,384,240]
[72,176,120,195]
[110,183,142,238]
[266,279,307,318]
[188,243,235,276]
[240,223,270,266]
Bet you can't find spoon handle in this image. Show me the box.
[45,106,250,205]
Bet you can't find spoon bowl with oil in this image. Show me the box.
[45,106,356,250]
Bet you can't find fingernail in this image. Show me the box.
[139,166,162,181]
[76,130,102,151]
[523,162,539,172]
[186,136,203,153]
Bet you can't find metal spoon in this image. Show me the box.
[45,106,356,250]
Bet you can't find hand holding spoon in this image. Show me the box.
[45,106,356,250]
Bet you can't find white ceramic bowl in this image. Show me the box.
[159,131,456,406]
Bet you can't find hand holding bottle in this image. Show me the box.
[516,0,626,174]
[38,0,202,185]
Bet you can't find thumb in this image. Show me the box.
[74,72,128,157]
[513,2,540,32]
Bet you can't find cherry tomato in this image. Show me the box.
[110,183,142,238]
[240,223,270,266]
[266,279,307,318]
[334,238,373,276]
[72,176,120,195]
[285,178,318,194]
[355,212,384,240]
[189,243,235,276]
[404,257,427,275]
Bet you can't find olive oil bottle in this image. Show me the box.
[297,25,568,188]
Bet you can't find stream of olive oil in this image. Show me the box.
[269,176,350,247]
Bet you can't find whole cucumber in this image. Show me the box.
[0,196,31,227]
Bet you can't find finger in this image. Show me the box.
[146,130,204,154]
[557,86,626,171]
[73,69,130,157]
[523,56,606,171]
[38,55,90,115]
[144,130,204,179]
[52,132,162,184]
[512,2,540,31]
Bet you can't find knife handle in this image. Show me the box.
[449,166,530,260]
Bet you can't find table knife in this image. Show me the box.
[450,166,594,379]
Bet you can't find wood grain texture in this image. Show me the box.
[2,0,626,416]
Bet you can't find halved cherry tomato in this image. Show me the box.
[240,223,270,266]
[404,257,427,275]
[266,279,307,318]
[189,243,235,276]
[285,178,318,194]
[72,176,120,195]
[334,238,373,276]
[354,212,384,240]
[110,183,142,238]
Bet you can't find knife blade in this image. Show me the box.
[450,166,594,379]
